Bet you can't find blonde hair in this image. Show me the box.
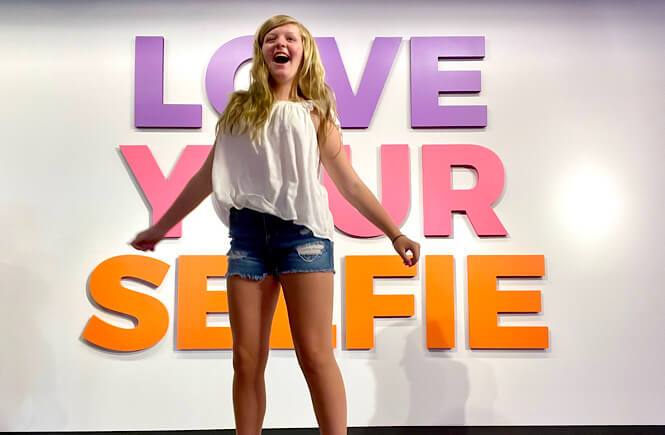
[214,15,340,169]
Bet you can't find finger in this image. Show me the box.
[404,249,415,266]
[398,252,409,264]
[398,251,406,262]
[407,244,418,263]
[403,252,413,266]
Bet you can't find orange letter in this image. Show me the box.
[345,255,416,349]
[467,255,547,349]
[177,255,232,349]
[425,255,455,349]
[82,255,170,352]
[177,256,328,349]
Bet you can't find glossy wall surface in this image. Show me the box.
[1,0,663,430]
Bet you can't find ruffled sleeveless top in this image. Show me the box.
[211,100,340,241]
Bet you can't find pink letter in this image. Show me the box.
[325,144,410,237]
[120,145,212,237]
[422,144,507,236]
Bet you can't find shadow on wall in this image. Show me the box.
[368,326,471,426]
[0,206,67,430]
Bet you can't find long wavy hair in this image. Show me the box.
[215,15,340,169]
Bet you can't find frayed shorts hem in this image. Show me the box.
[226,268,335,282]
[225,271,273,281]
[279,268,335,275]
[225,207,335,282]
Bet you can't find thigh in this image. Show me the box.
[279,271,335,359]
[227,274,281,363]
[226,207,281,361]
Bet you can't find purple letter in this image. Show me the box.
[205,36,254,114]
[134,36,202,128]
[410,37,486,128]
[316,37,401,128]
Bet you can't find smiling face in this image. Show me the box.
[261,23,304,92]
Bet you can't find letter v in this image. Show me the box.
[316,37,401,128]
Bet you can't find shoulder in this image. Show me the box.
[307,103,338,130]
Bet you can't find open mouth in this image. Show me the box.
[273,53,290,64]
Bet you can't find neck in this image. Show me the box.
[272,81,297,101]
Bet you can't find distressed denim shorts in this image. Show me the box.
[225,207,335,281]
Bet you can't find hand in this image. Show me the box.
[129,226,166,252]
[392,234,420,267]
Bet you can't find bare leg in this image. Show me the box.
[227,274,281,434]
[280,271,347,435]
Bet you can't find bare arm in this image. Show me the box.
[153,144,216,235]
[317,114,420,265]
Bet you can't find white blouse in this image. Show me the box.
[211,100,340,241]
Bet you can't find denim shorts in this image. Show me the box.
[225,207,335,281]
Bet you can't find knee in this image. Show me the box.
[233,345,269,377]
[295,346,336,377]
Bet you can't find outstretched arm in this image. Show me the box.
[130,144,216,251]
[319,119,420,266]
[153,144,216,235]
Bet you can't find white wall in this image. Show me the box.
[1,0,664,430]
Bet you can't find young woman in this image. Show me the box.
[130,15,420,435]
